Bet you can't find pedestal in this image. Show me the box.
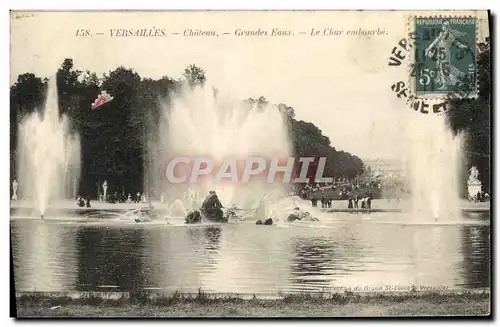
[12,184,18,200]
[467,182,482,200]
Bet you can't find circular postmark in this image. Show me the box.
[387,16,478,114]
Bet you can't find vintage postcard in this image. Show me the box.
[10,10,491,318]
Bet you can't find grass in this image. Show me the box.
[15,289,491,318]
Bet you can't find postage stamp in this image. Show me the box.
[411,17,477,98]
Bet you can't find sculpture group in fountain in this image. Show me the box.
[467,166,482,200]
[12,179,18,200]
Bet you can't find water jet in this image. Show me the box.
[148,83,293,211]
[405,113,463,221]
[17,76,81,216]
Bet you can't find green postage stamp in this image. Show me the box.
[413,17,477,98]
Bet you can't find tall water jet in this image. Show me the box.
[17,76,81,215]
[149,82,293,209]
[405,113,463,220]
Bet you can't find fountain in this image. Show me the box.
[169,199,189,217]
[17,76,81,216]
[148,83,293,214]
[405,113,463,220]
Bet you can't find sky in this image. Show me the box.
[10,10,489,160]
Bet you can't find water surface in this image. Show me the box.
[11,212,490,294]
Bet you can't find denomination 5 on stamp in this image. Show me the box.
[411,17,477,98]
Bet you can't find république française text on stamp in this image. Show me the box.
[388,15,478,114]
[412,17,477,97]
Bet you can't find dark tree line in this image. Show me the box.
[10,59,364,198]
[446,37,491,194]
[242,96,365,184]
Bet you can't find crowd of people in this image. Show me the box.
[98,191,153,204]
[308,191,373,210]
[310,196,332,208]
[470,191,490,203]
[297,178,381,201]
[347,195,372,209]
[75,190,158,208]
[76,195,91,208]
[296,179,377,210]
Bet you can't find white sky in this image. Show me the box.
[10,10,489,160]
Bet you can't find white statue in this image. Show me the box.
[102,180,108,201]
[467,166,482,201]
[468,166,480,184]
[12,179,18,200]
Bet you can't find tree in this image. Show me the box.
[243,97,365,183]
[446,37,491,193]
[10,73,46,120]
[10,73,46,179]
[56,59,83,118]
[10,60,366,198]
[277,103,295,119]
[183,64,206,86]
[87,67,143,192]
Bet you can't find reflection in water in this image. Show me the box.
[204,227,222,251]
[11,221,78,292]
[140,226,223,292]
[290,237,341,291]
[459,225,490,288]
[10,213,491,293]
[76,227,146,291]
[205,224,290,293]
[409,226,462,288]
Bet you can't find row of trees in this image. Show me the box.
[10,61,365,197]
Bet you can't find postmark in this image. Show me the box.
[387,15,479,115]
[411,17,477,98]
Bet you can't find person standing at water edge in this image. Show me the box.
[310,195,318,207]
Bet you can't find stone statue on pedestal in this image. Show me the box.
[102,180,108,201]
[12,179,18,200]
[467,166,482,201]
[468,166,480,184]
